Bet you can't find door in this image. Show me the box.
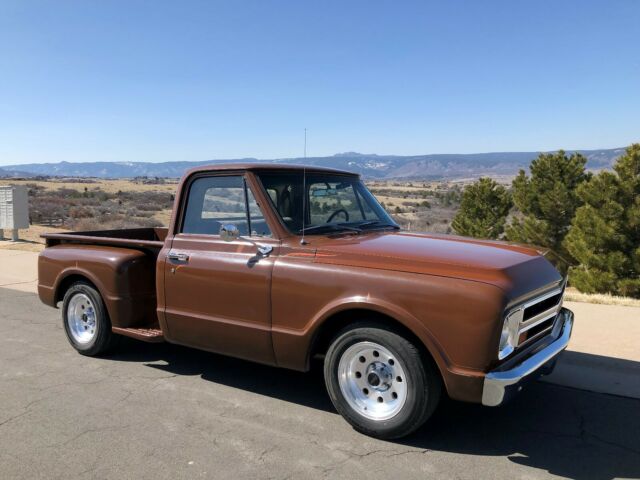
[163,174,278,364]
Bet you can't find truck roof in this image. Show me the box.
[184,162,358,177]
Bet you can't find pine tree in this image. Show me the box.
[505,151,590,272]
[452,177,512,239]
[564,144,640,298]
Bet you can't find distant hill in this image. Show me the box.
[1,147,625,180]
[0,166,38,178]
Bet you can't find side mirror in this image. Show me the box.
[220,224,240,242]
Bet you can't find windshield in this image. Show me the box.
[256,171,398,234]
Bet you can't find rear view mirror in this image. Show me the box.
[220,224,240,242]
[312,189,337,197]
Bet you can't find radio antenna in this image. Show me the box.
[300,128,308,245]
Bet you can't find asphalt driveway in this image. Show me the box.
[1,285,639,480]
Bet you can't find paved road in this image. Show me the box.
[1,286,639,480]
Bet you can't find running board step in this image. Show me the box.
[112,325,165,343]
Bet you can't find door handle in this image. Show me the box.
[168,251,189,262]
[257,245,273,257]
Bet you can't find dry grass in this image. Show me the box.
[564,287,640,308]
[0,178,178,194]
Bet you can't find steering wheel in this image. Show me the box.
[327,209,349,223]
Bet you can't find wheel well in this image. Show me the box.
[309,308,438,371]
[55,274,98,305]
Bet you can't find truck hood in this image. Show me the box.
[312,231,562,300]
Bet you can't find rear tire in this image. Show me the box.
[324,323,441,439]
[62,281,117,356]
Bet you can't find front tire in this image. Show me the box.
[324,323,441,439]
[62,282,116,356]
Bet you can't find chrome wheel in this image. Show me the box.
[337,341,408,421]
[66,293,97,344]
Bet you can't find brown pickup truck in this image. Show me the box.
[38,164,573,439]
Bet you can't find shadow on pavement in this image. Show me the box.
[544,350,640,400]
[405,384,640,480]
[111,337,334,412]
[107,338,640,480]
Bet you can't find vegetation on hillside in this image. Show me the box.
[26,184,173,230]
[369,183,461,233]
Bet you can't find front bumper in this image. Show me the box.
[482,307,573,406]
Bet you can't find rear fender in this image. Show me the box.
[38,245,157,328]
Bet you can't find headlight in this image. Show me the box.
[498,308,522,359]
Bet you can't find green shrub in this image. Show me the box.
[452,178,512,239]
[506,151,590,272]
[564,144,640,298]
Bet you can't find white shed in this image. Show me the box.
[0,185,29,241]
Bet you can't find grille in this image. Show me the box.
[523,291,563,323]
[507,287,564,349]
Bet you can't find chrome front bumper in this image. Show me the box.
[482,307,574,407]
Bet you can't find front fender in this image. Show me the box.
[305,296,450,371]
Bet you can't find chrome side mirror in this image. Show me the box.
[219,224,240,242]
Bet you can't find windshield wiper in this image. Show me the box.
[298,223,363,235]
[297,220,400,235]
[354,220,400,230]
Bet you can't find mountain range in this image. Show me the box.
[0,148,625,180]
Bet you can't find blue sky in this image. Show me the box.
[0,1,638,166]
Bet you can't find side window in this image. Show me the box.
[182,176,248,235]
[181,175,273,237]
[247,188,272,237]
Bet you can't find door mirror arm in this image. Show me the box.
[219,224,273,258]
